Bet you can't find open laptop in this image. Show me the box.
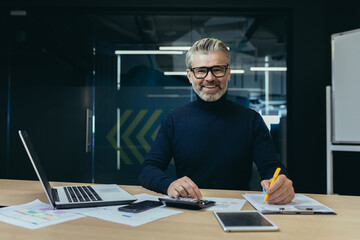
[18,130,137,209]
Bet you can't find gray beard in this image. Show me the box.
[192,82,228,102]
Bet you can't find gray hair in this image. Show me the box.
[185,38,230,68]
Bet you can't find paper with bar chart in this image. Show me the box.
[0,199,84,229]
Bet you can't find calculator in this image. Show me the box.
[158,197,216,210]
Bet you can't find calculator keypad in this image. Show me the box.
[158,197,216,210]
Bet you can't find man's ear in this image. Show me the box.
[227,66,231,82]
[186,69,193,84]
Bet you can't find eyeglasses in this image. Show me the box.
[189,65,229,79]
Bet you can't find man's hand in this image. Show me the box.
[167,176,202,200]
[261,174,295,204]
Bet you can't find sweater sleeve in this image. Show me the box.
[138,115,176,194]
[252,112,288,180]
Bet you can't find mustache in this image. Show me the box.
[201,84,221,89]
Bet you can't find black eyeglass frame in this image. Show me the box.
[189,64,229,79]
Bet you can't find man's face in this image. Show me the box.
[186,51,231,102]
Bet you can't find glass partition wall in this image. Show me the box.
[93,14,288,185]
[2,11,287,186]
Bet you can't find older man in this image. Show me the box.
[139,38,295,204]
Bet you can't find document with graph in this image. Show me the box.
[0,199,84,229]
[243,193,335,214]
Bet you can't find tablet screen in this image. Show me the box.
[214,211,279,232]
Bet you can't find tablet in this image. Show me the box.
[213,211,279,232]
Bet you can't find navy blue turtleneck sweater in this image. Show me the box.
[138,95,287,194]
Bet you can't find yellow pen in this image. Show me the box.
[263,167,281,203]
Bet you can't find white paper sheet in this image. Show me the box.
[84,206,181,227]
[69,193,183,227]
[0,199,84,229]
[243,193,335,214]
[203,197,246,211]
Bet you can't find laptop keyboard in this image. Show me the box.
[64,186,103,203]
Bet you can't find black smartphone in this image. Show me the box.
[118,200,163,213]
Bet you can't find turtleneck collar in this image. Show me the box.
[193,93,229,111]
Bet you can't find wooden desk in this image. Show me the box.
[1,179,360,240]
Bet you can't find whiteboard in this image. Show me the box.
[331,28,360,144]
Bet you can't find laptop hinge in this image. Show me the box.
[51,188,60,202]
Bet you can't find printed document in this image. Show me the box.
[243,193,335,214]
[203,197,246,211]
[72,193,183,227]
[0,199,83,229]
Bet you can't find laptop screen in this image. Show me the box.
[18,130,54,204]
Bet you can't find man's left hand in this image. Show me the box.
[261,174,295,204]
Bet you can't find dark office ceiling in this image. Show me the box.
[95,15,287,58]
[4,13,287,73]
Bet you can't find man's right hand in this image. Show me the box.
[167,176,202,200]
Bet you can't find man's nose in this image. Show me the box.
[204,70,216,81]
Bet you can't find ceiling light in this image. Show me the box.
[10,10,27,16]
[159,46,191,51]
[114,50,183,55]
[250,67,287,71]
[231,70,245,74]
[164,71,187,76]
